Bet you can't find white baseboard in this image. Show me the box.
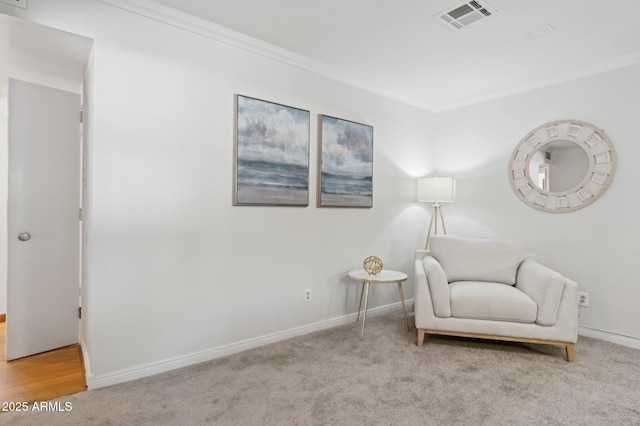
[88,300,411,389]
[80,342,95,388]
[578,326,640,350]
[85,307,636,390]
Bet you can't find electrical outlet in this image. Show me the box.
[0,0,28,9]
[304,289,311,303]
[578,292,589,307]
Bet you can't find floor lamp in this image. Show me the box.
[417,176,456,249]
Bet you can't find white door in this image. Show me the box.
[6,79,81,361]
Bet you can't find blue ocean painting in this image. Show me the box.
[235,95,310,206]
[319,115,373,207]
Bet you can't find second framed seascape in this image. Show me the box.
[317,115,373,208]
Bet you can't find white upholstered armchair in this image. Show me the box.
[414,235,579,361]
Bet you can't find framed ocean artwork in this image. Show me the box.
[317,115,373,208]
[234,95,310,206]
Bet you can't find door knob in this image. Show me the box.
[18,232,31,241]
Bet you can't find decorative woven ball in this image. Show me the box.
[363,256,383,275]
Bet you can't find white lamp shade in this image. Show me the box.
[417,177,456,203]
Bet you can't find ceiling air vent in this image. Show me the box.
[436,0,496,30]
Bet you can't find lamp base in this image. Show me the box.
[425,202,447,249]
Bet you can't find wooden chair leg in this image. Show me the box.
[565,343,575,362]
[417,329,426,347]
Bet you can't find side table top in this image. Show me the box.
[348,269,408,283]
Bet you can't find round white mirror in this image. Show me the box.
[509,120,616,213]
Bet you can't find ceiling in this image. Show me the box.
[149,0,640,111]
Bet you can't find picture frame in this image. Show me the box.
[317,115,373,208]
[234,95,310,206]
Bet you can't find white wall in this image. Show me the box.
[436,64,640,343]
[0,0,436,385]
[0,98,7,316]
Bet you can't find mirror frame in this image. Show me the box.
[508,119,616,213]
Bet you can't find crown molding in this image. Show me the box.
[99,0,640,113]
[98,0,437,112]
[436,50,640,112]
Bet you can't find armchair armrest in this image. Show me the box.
[516,260,572,326]
[422,256,451,318]
[414,259,431,327]
[414,258,449,329]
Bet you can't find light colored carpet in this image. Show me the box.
[3,310,640,425]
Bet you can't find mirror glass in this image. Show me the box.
[528,140,589,193]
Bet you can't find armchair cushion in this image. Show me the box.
[449,281,537,323]
[430,235,526,285]
[516,260,566,326]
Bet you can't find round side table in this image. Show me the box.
[348,269,409,340]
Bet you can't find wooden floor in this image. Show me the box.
[0,322,87,404]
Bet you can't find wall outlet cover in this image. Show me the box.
[578,291,590,307]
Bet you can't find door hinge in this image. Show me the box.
[80,109,84,124]
[78,307,82,319]
[79,208,83,221]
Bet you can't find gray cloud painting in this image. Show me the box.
[318,115,373,207]
[234,95,310,206]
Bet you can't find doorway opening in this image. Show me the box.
[0,13,93,401]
